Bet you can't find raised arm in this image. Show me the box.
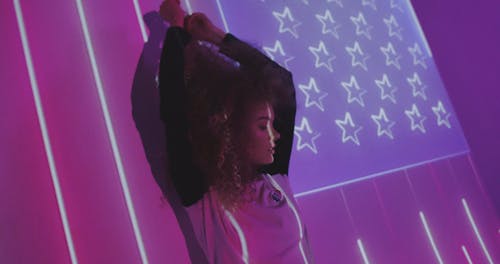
[186,13,297,176]
[158,2,207,206]
[220,35,296,176]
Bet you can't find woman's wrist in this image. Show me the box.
[170,15,185,27]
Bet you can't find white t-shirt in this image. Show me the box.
[186,173,314,264]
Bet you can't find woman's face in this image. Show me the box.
[244,102,280,166]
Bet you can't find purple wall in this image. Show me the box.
[1,0,498,263]
[410,0,500,216]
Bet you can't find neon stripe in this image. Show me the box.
[215,0,230,32]
[462,198,494,264]
[183,0,193,15]
[419,211,444,264]
[357,239,371,264]
[405,0,432,57]
[266,174,309,264]
[73,1,148,263]
[132,0,148,42]
[461,245,473,264]
[224,210,249,264]
[13,1,78,263]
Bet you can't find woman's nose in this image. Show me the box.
[273,128,280,141]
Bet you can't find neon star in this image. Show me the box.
[362,0,377,11]
[432,100,451,128]
[407,72,427,100]
[298,77,328,112]
[405,104,427,133]
[380,42,402,70]
[272,6,302,39]
[341,75,367,107]
[316,10,341,39]
[308,41,335,72]
[384,15,403,40]
[263,40,294,70]
[390,0,404,13]
[408,43,428,69]
[350,12,373,40]
[335,112,363,146]
[294,117,321,154]
[327,0,344,8]
[371,108,396,139]
[345,41,370,71]
[374,73,398,104]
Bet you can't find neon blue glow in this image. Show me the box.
[308,40,335,72]
[357,239,371,264]
[262,40,294,70]
[462,198,494,264]
[298,77,328,112]
[419,211,444,264]
[335,111,364,145]
[273,6,302,39]
[13,1,78,263]
[371,108,396,139]
[209,0,469,194]
[461,245,473,264]
[350,12,373,40]
[132,0,147,42]
[404,0,432,57]
[74,0,148,263]
[294,117,321,154]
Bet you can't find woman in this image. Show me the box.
[158,1,313,263]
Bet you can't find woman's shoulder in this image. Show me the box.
[267,172,288,179]
[264,172,291,188]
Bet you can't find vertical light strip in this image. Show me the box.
[224,210,249,264]
[419,211,444,264]
[466,153,490,202]
[13,1,78,263]
[132,0,147,42]
[461,245,474,264]
[215,0,230,32]
[183,0,193,15]
[404,0,433,57]
[461,198,494,264]
[266,175,309,264]
[357,239,371,264]
[73,1,148,263]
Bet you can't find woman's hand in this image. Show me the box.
[159,0,185,27]
[185,13,225,45]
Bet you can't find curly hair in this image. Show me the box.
[183,40,277,211]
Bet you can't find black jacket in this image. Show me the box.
[159,27,296,207]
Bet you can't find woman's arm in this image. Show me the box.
[186,13,297,176]
[220,35,296,176]
[158,4,207,206]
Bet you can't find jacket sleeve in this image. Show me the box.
[218,34,297,176]
[158,26,207,207]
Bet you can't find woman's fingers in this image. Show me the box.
[159,0,185,26]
